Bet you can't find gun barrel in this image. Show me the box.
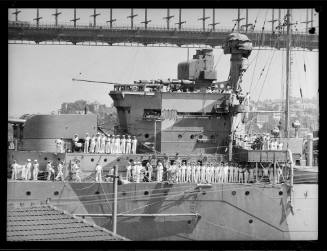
[72,78,119,85]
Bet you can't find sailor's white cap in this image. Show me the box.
[34,159,38,162]
[27,159,31,161]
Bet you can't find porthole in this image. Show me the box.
[279,191,283,196]
[187,220,192,224]
[144,191,149,195]
[144,134,149,139]
[104,158,107,162]
[95,191,100,195]
[190,135,195,139]
[91,158,94,162]
[245,191,250,196]
[44,157,48,161]
[54,191,59,196]
[249,219,253,224]
[122,191,126,196]
[178,134,182,139]
[26,191,31,196]
[57,158,60,161]
[202,191,206,195]
[232,191,236,196]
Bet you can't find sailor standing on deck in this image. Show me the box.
[200,163,206,183]
[195,162,201,183]
[205,163,210,183]
[84,133,90,153]
[125,135,132,154]
[25,159,32,180]
[95,133,101,153]
[186,162,191,183]
[156,161,163,182]
[131,162,137,182]
[95,163,103,183]
[126,161,132,181]
[191,162,196,183]
[55,161,64,181]
[89,135,96,153]
[147,161,153,182]
[131,136,137,154]
[32,160,39,181]
[116,135,121,154]
[46,161,55,181]
[181,162,186,183]
[229,164,234,183]
[100,134,106,153]
[105,135,111,154]
[120,135,126,154]
[11,160,18,180]
[223,163,230,183]
[110,135,115,154]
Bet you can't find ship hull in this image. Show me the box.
[7,181,317,240]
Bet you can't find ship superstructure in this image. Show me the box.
[7,22,318,240]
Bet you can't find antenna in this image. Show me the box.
[70,8,80,27]
[208,9,220,31]
[141,8,152,29]
[198,9,210,31]
[268,9,278,33]
[285,9,292,138]
[52,9,62,26]
[33,8,42,27]
[232,9,245,32]
[90,8,100,27]
[176,9,186,30]
[127,8,138,29]
[163,8,174,30]
[106,9,117,28]
[12,8,21,22]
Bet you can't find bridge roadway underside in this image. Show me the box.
[8,26,318,50]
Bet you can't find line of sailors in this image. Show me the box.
[10,159,65,181]
[73,132,138,154]
[122,160,286,184]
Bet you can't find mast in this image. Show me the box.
[285,9,292,138]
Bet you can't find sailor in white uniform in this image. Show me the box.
[74,161,82,182]
[89,135,96,153]
[181,162,186,183]
[100,134,106,153]
[125,135,132,154]
[269,165,274,183]
[205,163,211,183]
[200,164,206,183]
[46,161,55,181]
[95,163,103,183]
[120,135,126,154]
[55,161,64,181]
[25,159,32,180]
[126,161,132,181]
[131,163,137,182]
[11,160,18,180]
[110,135,115,154]
[186,162,191,183]
[95,133,101,153]
[84,133,90,153]
[131,136,137,154]
[190,162,195,183]
[105,135,111,154]
[244,166,249,183]
[116,135,121,154]
[32,160,39,181]
[195,162,201,183]
[146,161,153,182]
[229,164,234,183]
[156,161,163,182]
[223,163,229,183]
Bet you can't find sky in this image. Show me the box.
[8,8,319,117]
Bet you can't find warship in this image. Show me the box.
[7,11,318,240]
